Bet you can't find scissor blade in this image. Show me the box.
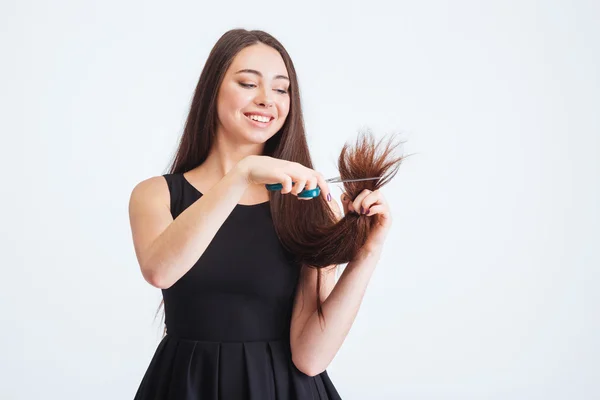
[326,177,382,184]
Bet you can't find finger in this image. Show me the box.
[340,193,351,215]
[292,179,307,196]
[361,189,385,212]
[314,172,332,202]
[294,176,317,201]
[365,204,390,218]
[304,176,318,193]
[352,189,372,214]
[280,175,293,194]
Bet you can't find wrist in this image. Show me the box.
[355,245,383,262]
[232,156,252,186]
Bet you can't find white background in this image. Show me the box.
[1,0,599,399]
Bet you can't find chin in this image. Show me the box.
[242,124,282,142]
[244,130,277,144]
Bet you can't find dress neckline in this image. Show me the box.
[180,173,270,208]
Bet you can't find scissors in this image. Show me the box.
[265,176,382,198]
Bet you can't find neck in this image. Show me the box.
[202,130,265,178]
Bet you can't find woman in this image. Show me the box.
[129,28,392,399]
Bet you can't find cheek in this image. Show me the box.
[278,98,291,119]
[219,85,253,115]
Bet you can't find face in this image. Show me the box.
[215,43,291,144]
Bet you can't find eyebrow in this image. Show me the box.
[234,69,290,82]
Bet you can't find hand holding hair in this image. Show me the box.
[273,130,407,267]
[340,186,392,255]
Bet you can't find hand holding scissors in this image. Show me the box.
[266,176,382,199]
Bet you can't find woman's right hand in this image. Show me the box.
[237,155,332,201]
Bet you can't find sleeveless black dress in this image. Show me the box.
[133,173,342,399]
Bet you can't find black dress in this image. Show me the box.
[134,173,342,399]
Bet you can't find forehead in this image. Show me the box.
[228,43,288,78]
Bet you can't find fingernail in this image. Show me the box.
[361,207,365,214]
[366,208,371,215]
[327,193,331,202]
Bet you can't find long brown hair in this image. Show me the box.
[155,28,406,333]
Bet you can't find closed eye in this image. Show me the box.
[239,83,288,94]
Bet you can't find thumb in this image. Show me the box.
[340,193,354,215]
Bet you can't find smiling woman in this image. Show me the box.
[214,45,291,145]
[129,28,398,400]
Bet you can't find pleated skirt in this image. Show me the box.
[134,334,342,399]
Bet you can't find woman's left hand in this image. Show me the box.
[340,189,392,253]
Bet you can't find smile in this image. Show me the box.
[244,113,274,127]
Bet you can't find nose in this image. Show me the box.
[255,88,274,108]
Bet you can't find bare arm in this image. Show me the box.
[290,189,390,376]
[290,249,382,376]
[128,163,250,289]
[128,155,334,290]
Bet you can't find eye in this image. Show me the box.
[275,89,288,94]
[239,82,256,88]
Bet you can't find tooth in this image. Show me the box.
[247,114,270,122]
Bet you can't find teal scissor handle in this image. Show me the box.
[265,183,321,198]
[265,176,381,199]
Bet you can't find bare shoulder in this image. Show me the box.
[129,176,170,209]
[128,175,172,226]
